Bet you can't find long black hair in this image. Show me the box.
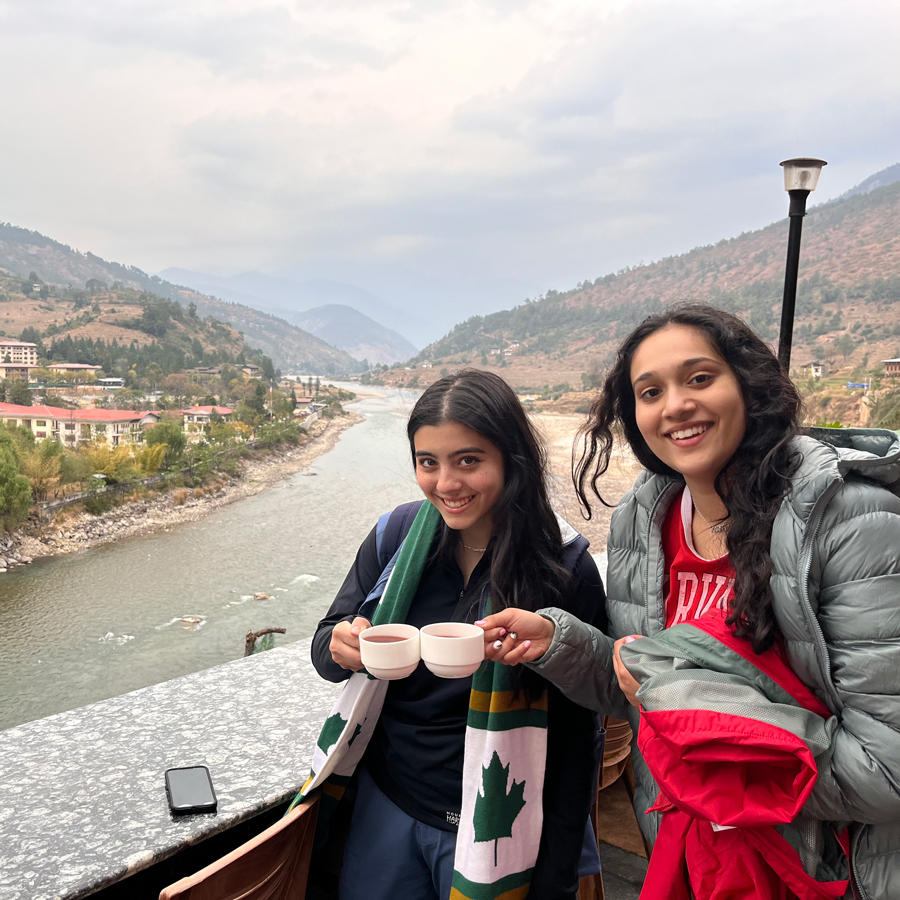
[574,304,803,653]
[408,368,571,614]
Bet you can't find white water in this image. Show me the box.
[0,389,422,731]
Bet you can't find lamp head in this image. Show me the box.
[780,158,827,192]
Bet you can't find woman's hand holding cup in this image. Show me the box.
[476,609,555,665]
[330,616,371,671]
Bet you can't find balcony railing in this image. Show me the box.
[0,640,340,900]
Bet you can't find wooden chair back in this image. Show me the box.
[159,795,319,900]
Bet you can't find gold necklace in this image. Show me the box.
[693,502,730,535]
[462,541,487,552]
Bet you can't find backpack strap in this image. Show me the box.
[360,500,427,621]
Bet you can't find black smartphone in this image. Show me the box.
[165,765,217,815]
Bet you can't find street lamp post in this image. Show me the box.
[777,157,827,373]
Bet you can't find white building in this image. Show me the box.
[0,403,147,448]
[0,341,38,366]
[182,405,234,441]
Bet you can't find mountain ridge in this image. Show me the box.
[0,223,361,374]
[158,267,423,351]
[407,169,900,386]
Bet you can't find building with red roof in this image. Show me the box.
[182,405,234,441]
[0,403,149,448]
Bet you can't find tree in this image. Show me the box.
[6,379,32,406]
[85,279,108,294]
[81,443,140,485]
[29,367,55,384]
[144,362,164,391]
[0,444,33,531]
[22,441,62,502]
[133,443,167,476]
[248,383,267,415]
[164,373,190,402]
[832,333,856,363]
[145,419,187,470]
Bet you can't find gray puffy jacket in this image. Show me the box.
[529,429,900,900]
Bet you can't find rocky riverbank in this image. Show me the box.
[8,412,363,566]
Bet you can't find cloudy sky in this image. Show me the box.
[1,0,899,338]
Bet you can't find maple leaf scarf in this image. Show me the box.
[290,501,548,900]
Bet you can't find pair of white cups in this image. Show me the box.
[359,622,485,680]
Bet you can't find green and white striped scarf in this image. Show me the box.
[291,501,548,900]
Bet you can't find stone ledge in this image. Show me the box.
[0,640,340,900]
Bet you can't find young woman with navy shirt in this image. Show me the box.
[311,368,607,900]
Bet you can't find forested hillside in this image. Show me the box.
[416,176,900,382]
[0,224,361,373]
[0,273,269,379]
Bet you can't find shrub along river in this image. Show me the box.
[0,388,422,732]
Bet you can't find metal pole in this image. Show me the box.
[777,189,810,373]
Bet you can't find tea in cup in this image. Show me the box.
[359,624,420,680]
[420,623,484,679]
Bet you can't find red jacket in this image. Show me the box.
[621,611,850,900]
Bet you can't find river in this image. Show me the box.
[0,388,423,732]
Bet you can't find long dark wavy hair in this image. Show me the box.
[408,369,571,616]
[574,304,803,653]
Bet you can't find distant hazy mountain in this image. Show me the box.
[159,267,425,349]
[840,163,900,199]
[0,224,361,374]
[289,304,418,366]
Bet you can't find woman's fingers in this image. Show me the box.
[350,616,371,636]
[475,610,518,633]
[330,617,371,670]
[480,614,553,665]
[476,610,553,645]
[613,634,644,708]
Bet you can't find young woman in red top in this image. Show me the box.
[477,305,900,899]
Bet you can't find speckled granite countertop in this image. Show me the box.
[0,640,341,900]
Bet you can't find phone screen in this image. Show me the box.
[166,766,216,813]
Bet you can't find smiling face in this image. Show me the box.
[630,324,747,490]
[413,420,505,546]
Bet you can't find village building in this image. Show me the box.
[0,340,38,366]
[802,362,824,379]
[292,397,315,415]
[46,364,103,377]
[0,403,148,448]
[883,358,900,377]
[182,405,234,441]
[0,363,34,381]
[240,364,262,378]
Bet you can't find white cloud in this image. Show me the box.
[0,0,898,335]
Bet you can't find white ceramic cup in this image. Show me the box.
[358,624,421,680]
[420,622,485,679]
